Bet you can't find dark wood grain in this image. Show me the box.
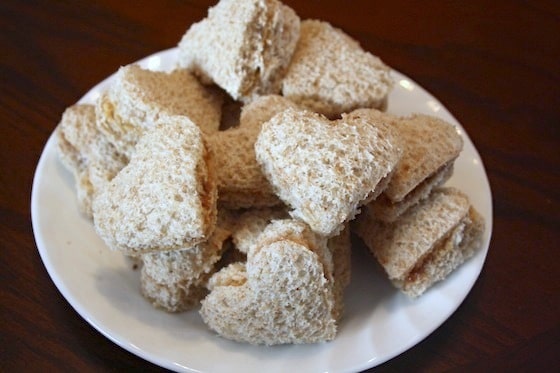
[1,0,559,371]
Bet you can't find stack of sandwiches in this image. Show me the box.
[55,0,485,346]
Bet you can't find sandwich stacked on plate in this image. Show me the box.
[55,0,485,345]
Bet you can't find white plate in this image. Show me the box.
[31,48,492,372]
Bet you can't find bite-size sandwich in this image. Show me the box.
[282,20,393,118]
[359,109,464,222]
[354,187,485,297]
[178,0,301,102]
[92,116,217,255]
[96,64,223,158]
[200,218,351,345]
[255,107,401,237]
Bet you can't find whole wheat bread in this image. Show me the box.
[141,226,231,312]
[357,109,464,221]
[354,187,485,297]
[56,104,128,218]
[200,219,337,345]
[93,116,217,255]
[282,20,392,118]
[255,107,401,236]
[178,0,300,102]
[96,65,223,157]
[208,95,298,209]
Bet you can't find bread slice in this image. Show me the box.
[56,104,128,218]
[178,0,300,102]
[200,219,337,345]
[281,20,393,118]
[356,110,464,221]
[353,187,485,297]
[96,64,223,157]
[382,113,463,202]
[92,116,217,255]
[208,95,298,209]
[254,107,401,236]
[140,226,231,312]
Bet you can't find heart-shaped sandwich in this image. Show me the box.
[92,116,217,255]
[282,20,393,118]
[200,219,337,345]
[178,0,301,102]
[255,107,401,236]
[96,64,223,159]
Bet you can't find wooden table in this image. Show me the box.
[2,0,559,371]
